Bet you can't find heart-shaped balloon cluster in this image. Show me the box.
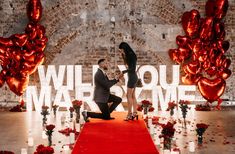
[169,0,231,103]
[0,0,47,96]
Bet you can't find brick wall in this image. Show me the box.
[0,0,234,104]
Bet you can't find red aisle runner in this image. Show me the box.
[72,112,159,154]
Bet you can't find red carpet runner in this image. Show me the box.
[72,112,159,154]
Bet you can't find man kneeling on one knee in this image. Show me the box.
[82,59,123,121]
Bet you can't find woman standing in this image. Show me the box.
[119,42,138,121]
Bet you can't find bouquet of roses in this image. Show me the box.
[167,101,177,111]
[195,104,211,111]
[159,121,176,150]
[34,144,54,154]
[167,101,177,116]
[179,100,190,127]
[196,123,209,136]
[159,121,176,139]
[46,124,55,136]
[196,123,209,145]
[9,99,25,112]
[46,124,55,146]
[72,100,82,109]
[137,100,154,114]
[41,105,49,116]
[72,100,83,123]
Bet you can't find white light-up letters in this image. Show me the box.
[26,65,196,112]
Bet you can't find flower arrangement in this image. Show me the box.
[137,100,154,114]
[9,99,25,112]
[72,100,83,123]
[52,105,59,116]
[41,106,50,125]
[46,124,55,146]
[195,104,211,111]
[179,100,190,128]
[34,144,54,154]
[72,100,82,109]
[159,121,176,150]
[196,123,209,145]
[167,101,177,116]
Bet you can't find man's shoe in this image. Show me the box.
[82,111,89,122]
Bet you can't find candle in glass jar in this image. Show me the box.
[28,131,34,147]
[21,148,27,154]
[64,145,70,153]
[189,141,195,152]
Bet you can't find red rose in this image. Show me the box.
[148,107,155,112]
[141,100,152,105]
[167,101,177,110]
[46,124,55,131]
[69,107,74,112]
[34,144,54,154]
[137,105,143,111]
[72,100,83,107]
[42,105,49,110]
[196,123,209,129]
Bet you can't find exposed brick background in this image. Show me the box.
[0,0,234,105]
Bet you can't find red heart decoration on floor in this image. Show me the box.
[198,77,226,102]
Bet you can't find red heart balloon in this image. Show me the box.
[197,49,208,62]
[25,23,38,40]
[181,9,201,38]
[206,66,217,76]
[6,75,29,96]
[36,24,46,39]
[214,22,225,40]
[222,58,231,69]
[189,38,202,53]
[182,74,202,85]
[0,37,14,47]
[178,47,191,61]
[27,0,42,23]
[0,45,6,55]
[217,68,231,79]
[183,61,201,75]
[198,77,226,102]
[217,40,230,54]
[200,17,214,41]
[206,0,229,20]
[11,34,28,47]
[176,35,191,47]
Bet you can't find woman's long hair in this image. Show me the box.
[119,42,137,66]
